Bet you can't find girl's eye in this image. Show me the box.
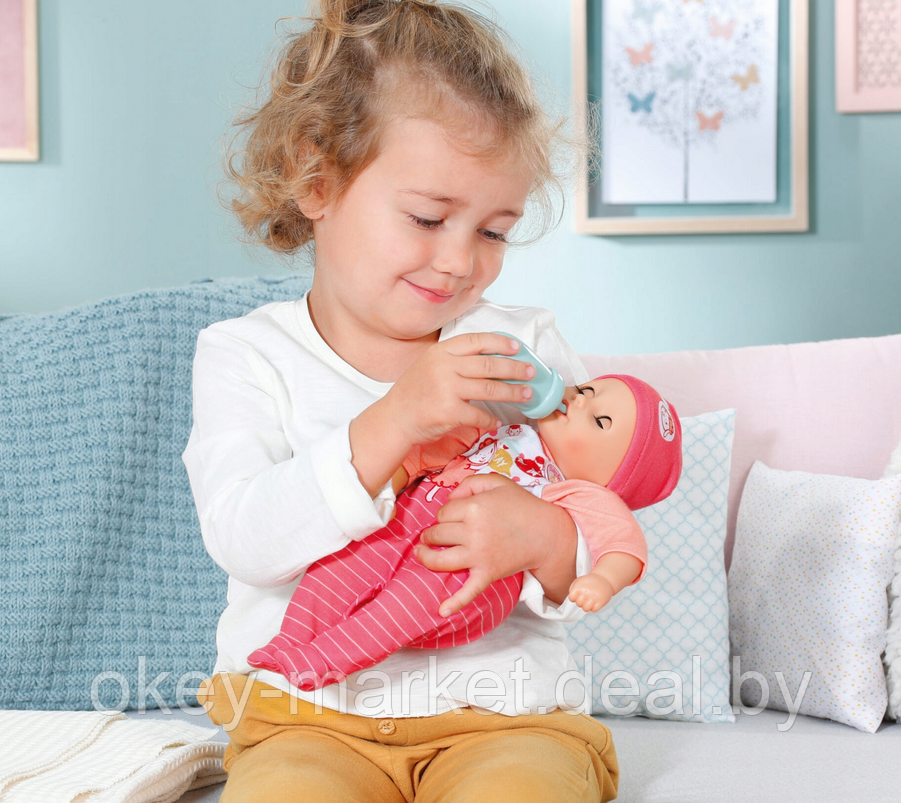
[410,215,442,230]
[480,229,508,243]
[595,416,612,430]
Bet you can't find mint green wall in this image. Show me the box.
[1,1,899,355]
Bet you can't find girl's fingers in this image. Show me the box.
[436,570,493,617]
[415,541,469,573]
[420,516,468,547]
[456,353,535,382]
[443,332,521,357]
[445,473,509,501]
[459,376,533,406]
[456,401,505,433]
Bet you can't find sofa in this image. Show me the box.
[2,275,899,803]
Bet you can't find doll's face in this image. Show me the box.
[536,378,637,486]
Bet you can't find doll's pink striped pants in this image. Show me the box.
[246,480,523,689]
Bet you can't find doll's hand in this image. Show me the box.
[416,473,576,616]
[568,574,615,613]
[385,333,535,445]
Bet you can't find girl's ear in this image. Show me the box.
[296,172,334,220]
[293,144,335,221]
[296,186,328,221]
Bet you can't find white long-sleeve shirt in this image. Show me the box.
[182,293,593,717]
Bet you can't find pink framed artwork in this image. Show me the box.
[0,0,39,161]
[836,0,901,113]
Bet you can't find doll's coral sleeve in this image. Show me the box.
[541,480,648,584]
[401,426,482,483]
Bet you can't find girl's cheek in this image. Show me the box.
[477,254,505,287]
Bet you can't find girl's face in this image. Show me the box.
[306,116,535,352]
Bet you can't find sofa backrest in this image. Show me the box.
[582,333,901,568]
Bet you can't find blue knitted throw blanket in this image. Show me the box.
[0,275,312,710]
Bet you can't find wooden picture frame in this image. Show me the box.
[0,0,39,162]
[573,0,809,235]
[835,0,901,113]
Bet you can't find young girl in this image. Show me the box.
[184,1,619,800]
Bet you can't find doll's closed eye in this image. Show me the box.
[595,415,612,430]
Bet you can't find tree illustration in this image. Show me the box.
[607,0,771,202]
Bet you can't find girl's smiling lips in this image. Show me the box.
[403,279,457,303]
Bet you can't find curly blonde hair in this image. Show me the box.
[225,0,569,256]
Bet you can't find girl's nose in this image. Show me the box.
[434,237,474,278]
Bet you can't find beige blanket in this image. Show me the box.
[0,711,225,802]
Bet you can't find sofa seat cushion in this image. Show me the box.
[128,706,901,803]
[606,711,900,803]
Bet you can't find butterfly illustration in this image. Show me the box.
[696,110,724,131]
[628,91,656,113]
[626,42,654,66]
[710,16,736,39]
[632,0,663,24]
[667,63,694,82]
[732,64,760,91]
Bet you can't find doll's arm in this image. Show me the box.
[401,426,481,485]
[540,479,647,613]
[386,426,482,517]
[568,552,643,613]
[391,466,409,495]
[389,426,482,498]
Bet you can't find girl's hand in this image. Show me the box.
[416,473,578,616]
[349,333,536,497]
[387,332,536,445]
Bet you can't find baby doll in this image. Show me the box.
[247,374,682,690]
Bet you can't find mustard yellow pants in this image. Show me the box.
[200,674,619,803]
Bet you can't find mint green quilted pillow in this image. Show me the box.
[564,409,736,723]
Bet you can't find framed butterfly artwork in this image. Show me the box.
[835,0,901,113]
[0,0,39,162]
[572,0,808,235]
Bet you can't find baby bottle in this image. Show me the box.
[492,332,567,419]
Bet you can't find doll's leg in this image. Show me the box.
[406,569,523,649]
[263,562,522,689]
[247,484,444,679]
[279,525,420,642]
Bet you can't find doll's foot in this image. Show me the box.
[291,668,347,691]
[568,575,614,613]
[248,642,341,690]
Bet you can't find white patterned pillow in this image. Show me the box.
[564,409,735,723]
[729,461,901,732]
[884,436,901,721]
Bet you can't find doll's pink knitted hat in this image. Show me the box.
[599,374,683,511]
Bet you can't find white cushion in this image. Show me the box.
[882,435,901,720]
[729,461,901,732]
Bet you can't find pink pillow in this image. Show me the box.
[582,333,901,567]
